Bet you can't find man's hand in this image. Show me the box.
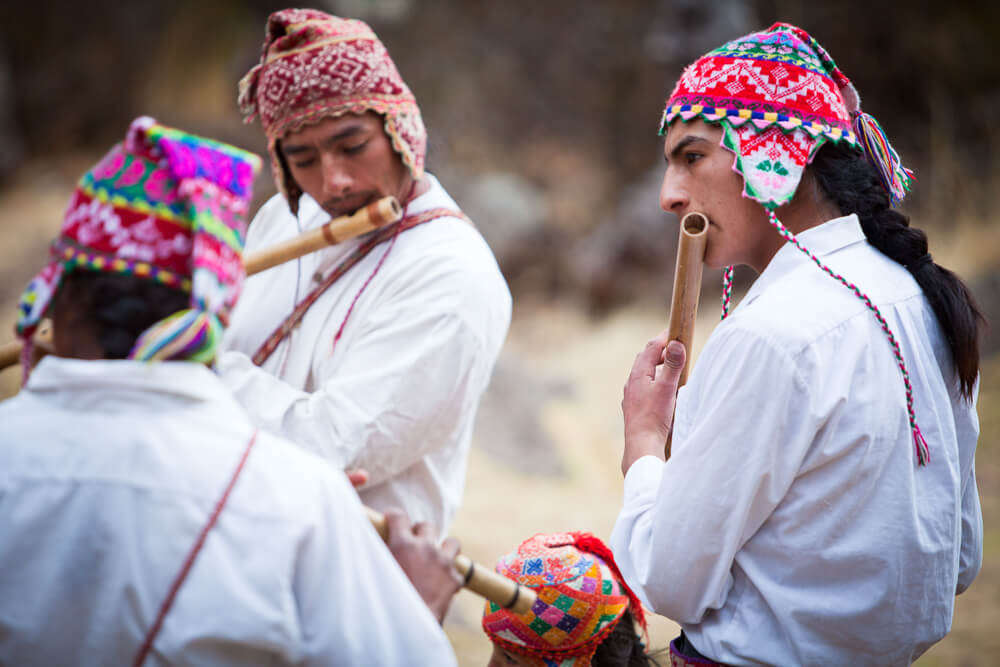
[621,331,686,476]
[383,508,463,624]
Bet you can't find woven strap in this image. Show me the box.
[251,207,466,366]
[132,430,259,667]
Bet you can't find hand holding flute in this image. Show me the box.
[366,506,536,618]
[620,212,707,474]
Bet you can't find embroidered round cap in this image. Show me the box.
[238,8,426,215]
[482,532,647,667]
[16,116,261,363]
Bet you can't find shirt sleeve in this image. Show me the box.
[610,324,817,624]
[218,254,508,486]
[295,465,457,665]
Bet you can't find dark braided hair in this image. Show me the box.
[54,270,190,359]
[591,609,661,667]
[810,141,984,399]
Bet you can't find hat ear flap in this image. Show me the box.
[237,64,262,122]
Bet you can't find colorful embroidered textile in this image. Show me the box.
[15,116,261,363]
[661,23,928,464]
[238,8,425,214]
[482,532,646,667]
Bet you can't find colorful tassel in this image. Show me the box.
[128,309,223,363]
[853,111,914,205]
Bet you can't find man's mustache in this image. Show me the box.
[321,192,377,218]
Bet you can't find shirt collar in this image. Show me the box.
[24,356,231,411]
[738,213,864,310]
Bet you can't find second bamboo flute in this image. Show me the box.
[365,506,536,615]
[664,211,708,459]
[244,196,403,275]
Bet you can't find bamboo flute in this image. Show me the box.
[365,506,536,614]
[664,211,708,459]
[0,196,403,371]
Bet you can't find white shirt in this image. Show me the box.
[611,215,982,666]
[219,175,511,535]
[0,357,456,667]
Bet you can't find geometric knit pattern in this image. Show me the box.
[662,22,857,209]
[482,533,632,667]
[16,116,261,362]
[238,8,425,214]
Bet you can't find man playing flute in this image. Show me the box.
[612,23,983,665]
[0,117,462,665]
[219,8,512,537]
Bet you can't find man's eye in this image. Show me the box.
[684,151,703,164]
[291,158,316,168]
[344,141,369,155]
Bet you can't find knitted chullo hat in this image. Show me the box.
[482,532,647,667]
[662,23,929,464]
[16,116,261,364]
[237,8,426,215]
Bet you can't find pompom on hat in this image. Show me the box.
[661,23,930,466]
[482,532,647,667]
[15,116,261,365]
[237,8,426,215]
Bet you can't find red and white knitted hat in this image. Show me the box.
[238,8,425,214]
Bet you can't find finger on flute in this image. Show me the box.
[243,196,402,276]
[365,506,536,615]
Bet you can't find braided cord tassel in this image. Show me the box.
[720,266,735,320]
[765,210,929,465]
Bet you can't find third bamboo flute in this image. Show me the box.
[364,506,536,615]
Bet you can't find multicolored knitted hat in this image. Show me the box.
[662,23,929,465]
[15,116,261,364]
[238,8,426,215]
[482,532,647,667]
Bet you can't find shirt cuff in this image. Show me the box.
[623,455,664,505]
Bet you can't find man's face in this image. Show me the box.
[659,120,777,272]
[280,111,411,218]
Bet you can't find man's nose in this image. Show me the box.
[659,170,689,214]
[321,153,352,196]
[660,168,690,215]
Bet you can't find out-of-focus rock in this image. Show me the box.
[473,357,569,477]
[461,171,557,292]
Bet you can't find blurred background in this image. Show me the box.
[0,1,997,663]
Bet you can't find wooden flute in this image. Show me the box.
[664,211,708,459]
[0,196,404,371]
[365,507,536,614]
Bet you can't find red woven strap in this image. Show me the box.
[132,430,259,667]
[251,207,466,366]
